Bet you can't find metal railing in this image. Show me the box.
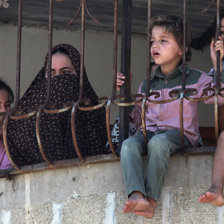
[0,0,223,176]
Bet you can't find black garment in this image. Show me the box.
[7,43,107,166]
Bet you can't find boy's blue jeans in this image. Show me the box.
[120,129,192,201]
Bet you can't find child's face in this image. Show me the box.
[150,26,183,74]
[45,53,77,78]
[0,89,11,113]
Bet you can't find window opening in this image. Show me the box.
[0,0,222,176]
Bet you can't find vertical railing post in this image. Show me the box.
[215,0,221,140]
[142,0,152,144]
[146,0,152,95]
[180,0,187,147]
[78,0,85,102]
[45,0,53,106]
[216,0,221,87]
[182,0,187,92]
[112,0,118,98]
[118,0,132,152]
[14,0,23,109]
[35,0,54,166]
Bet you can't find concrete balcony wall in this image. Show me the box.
[0,154,221,224]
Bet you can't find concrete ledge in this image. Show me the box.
[0,154,222,224]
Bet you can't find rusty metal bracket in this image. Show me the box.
[201,0,216,13]
[67,0,99,26]
[36,106,53,167]
[2,113,20,171]
[71,103,85,162]
[106,100,119,158]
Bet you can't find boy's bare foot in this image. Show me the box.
[198,190,224,207]
[123,191,150,214]
[134,197,157,219]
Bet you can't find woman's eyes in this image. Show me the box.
[50,69,74,76]
[62,70,73,74]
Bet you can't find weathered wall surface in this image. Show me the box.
[0,154,222,224]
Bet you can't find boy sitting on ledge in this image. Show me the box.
[117,15,224,219]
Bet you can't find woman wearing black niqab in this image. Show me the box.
[6,43,108,167]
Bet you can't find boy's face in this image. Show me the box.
[151,26,183,74]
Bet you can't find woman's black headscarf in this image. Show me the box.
[6,43,108,167]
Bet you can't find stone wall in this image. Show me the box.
[0,154,221,224]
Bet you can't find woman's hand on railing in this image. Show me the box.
[116,72,132,92]
[210,36,224,71]
[116,72,125,92]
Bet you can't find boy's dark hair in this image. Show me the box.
[149,15,192,61]
[0,80,14,104]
